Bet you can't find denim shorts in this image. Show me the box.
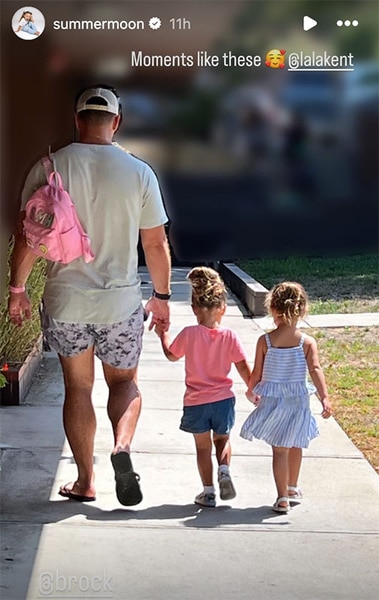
[42,305,144,369]
[180,397,236,435]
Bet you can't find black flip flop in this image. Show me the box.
[59,487,96,502]
[110,452,143,506]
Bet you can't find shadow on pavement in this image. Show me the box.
[34,500,288,528]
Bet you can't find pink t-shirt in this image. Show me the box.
[169,325,247,406]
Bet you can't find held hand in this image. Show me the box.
[8,291,32,327]
[145,297,170,332]
[246,390,260,405]
[154,321,166,338]
[320,398,332,419]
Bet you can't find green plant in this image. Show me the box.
[0,372,7,388]
[0,243,46,365]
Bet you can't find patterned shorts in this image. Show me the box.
[42,305,144,369]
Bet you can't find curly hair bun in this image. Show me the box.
[187,266,226,309]
[266,281,308,325]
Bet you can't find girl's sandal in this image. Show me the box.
[273,497,289,513]
[288,486,303,505]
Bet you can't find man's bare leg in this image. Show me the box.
[103,364,141,454]
[103,363,143,505]
[59,347,96,500]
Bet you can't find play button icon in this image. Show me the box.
[303,15,318,31]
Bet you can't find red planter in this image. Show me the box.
[0,335,43,406]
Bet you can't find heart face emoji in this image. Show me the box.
[265,49,286,69]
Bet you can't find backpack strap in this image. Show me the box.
[42,155,63,188]
[42,156,53,179]
[81,237,96,263]
[70,207,95,263]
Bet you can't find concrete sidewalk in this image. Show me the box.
[1,267,378,600]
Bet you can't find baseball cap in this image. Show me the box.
[75,86,120,115]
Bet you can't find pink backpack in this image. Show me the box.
[23,157,95,263]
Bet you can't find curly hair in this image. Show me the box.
[187,266,226,310]
[265,281,308,325]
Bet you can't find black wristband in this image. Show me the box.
[152,289,171,300]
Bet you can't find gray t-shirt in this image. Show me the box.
[21,143,168,323]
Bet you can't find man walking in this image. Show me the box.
[8,84,171,506]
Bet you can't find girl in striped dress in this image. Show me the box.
[240,282,332,513]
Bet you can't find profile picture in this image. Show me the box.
[12,6,45,39]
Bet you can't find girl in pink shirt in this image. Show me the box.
[155,267,251,507]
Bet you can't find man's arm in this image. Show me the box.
[140,225,171,331]
[8,211,38,327]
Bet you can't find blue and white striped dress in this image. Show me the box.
[240,333,319,448]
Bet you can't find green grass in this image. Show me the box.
[311,327,379,472]
[237,254,379,314]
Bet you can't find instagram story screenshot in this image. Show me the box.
[0,1,378,599]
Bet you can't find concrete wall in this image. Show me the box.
[218,262,268,316]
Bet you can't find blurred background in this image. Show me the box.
[1,0,378,291]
